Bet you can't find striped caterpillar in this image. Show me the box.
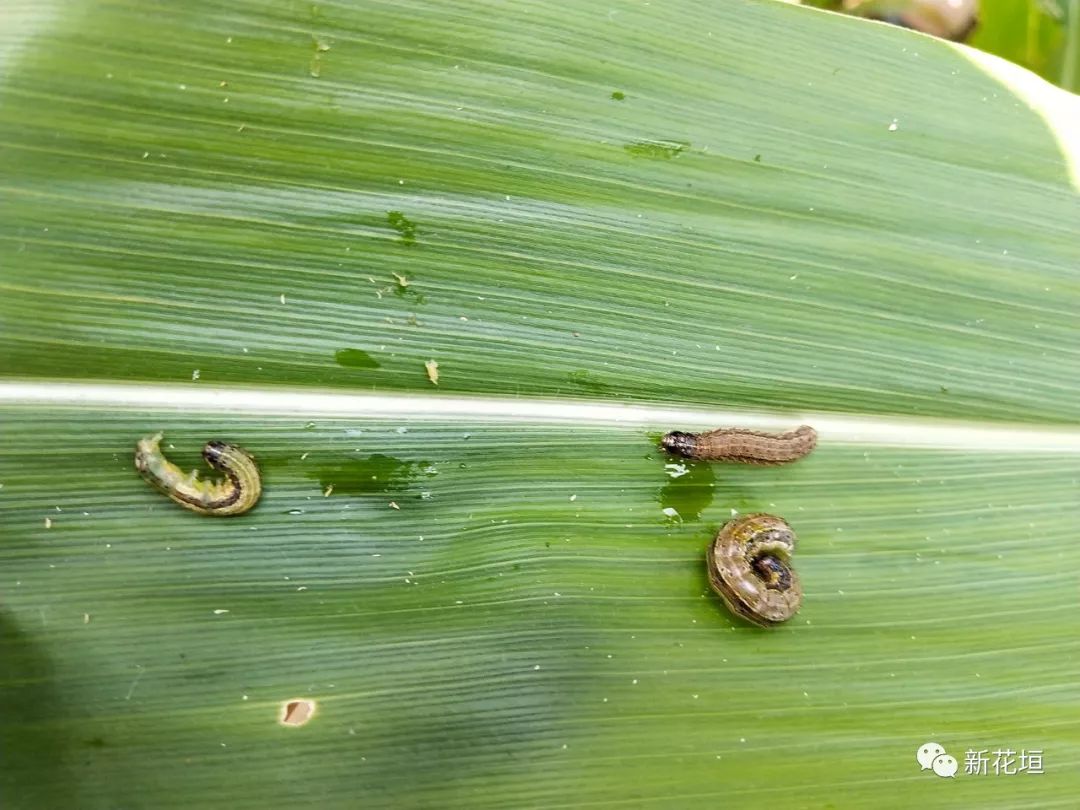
[708,513,802,626]
[134,432,262,516]
[661,425,817,464]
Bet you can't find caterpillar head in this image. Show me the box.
[660,431,698,457]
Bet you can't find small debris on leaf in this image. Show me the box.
[425,359,439,385]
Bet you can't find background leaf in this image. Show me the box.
[2,0,1079,418]
[1,1,1079,807]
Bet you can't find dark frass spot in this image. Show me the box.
[658,461,715,521]
[611,90,625,101]
[753,154,762,162]
[307,453,436,495]
[334,348,380,369]
[623,140,689,159]
[387,210,416,244]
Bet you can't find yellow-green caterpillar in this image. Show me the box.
[134,432,261,516]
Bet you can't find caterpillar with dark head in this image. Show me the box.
[134,432,261,516]
[661,425,816,464]
[708,513,802,626]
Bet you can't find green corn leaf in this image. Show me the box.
[2,1,1079,807]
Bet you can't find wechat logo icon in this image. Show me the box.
[917,742,957,778]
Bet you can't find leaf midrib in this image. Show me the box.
[2,380,1079,452]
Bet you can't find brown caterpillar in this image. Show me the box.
[660,424,817,464]
[708,513,801,626]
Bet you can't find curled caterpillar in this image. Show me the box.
[661,424,816,464]
[134,432,261,516]
[708,513,802,626]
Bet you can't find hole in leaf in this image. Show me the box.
[279,698,317,727]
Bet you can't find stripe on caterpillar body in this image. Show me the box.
[661,424,816,464]
[134,432,261,516]
[708,513,802,626]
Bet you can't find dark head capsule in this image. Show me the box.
[660,431,699,457]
